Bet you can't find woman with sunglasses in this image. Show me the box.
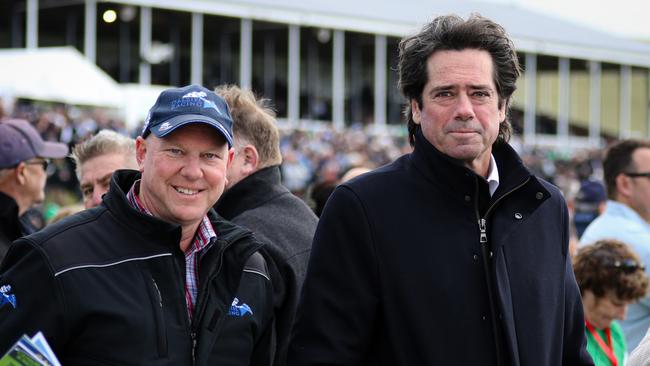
[574,239,649,366]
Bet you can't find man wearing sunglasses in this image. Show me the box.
[0,119,68,261]
[581,139,650,350]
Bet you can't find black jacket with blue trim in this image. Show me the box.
[0,169,275,366]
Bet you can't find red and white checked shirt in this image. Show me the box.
[126,180,216,320]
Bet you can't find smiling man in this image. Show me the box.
[0,85,275,365]
[289,14,592,366]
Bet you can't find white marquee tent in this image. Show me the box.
[0,47,124,108]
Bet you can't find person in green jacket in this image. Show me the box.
[574,239,649,365]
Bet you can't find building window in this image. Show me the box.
[0,1,25,48]
[345,31,374,126]
[251,21,288,118]
[203,14,240,89]
[601,62,621,138]
[570,59,589,137]
[38,3,84,50]
[536,55,559,135]
[299,27,332,122]
[97,4,139,83]
[149,8,191,86]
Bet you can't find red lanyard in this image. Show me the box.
[585,321,618,366]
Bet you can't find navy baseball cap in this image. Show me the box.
[141,84,234,147]
[0,119,68,169]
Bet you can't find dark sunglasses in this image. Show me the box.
[603,258,645,273]
[24,159,50,171]
[625,172,650,179]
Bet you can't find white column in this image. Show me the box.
[647,70,650,138]
[239,18,253,90]
[620,65,632,139]
[523,53,537,146]
[374,35,387,128]
[288,24,300,126]
[190,13,203,85]
[588,61,601,145]
[557,57,570,144]
[84,0,96,62]
[139,6,152,85]
[332,30,345,130]
[26,0,38,48]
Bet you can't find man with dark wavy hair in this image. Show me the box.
[290,14,592,365]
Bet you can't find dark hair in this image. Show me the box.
[574,239,648,301]
[398,14,521,146]
[603,139,650,199]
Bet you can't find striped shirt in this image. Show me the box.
[126,180,216,320]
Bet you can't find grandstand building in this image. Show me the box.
[2,0,650,149]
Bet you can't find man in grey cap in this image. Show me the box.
[0,118,68,260]
[0,85,275,365]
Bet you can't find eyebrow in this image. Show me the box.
[429,84,494,93]
[81,172,114,188]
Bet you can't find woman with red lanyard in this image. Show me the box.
[574,239,649,365]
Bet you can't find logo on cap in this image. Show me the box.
[159,122,172,131]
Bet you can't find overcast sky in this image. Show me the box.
[482,0,650,40]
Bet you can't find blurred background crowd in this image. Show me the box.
[1,98,609,236]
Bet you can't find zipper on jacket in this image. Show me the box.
[475,175,531,366]
[190,231,258,364]
[191,331,197,364]
[145,275,168,358]
[479,218,487,244]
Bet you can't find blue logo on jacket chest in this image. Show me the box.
[228,297,252,317]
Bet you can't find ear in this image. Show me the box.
[411,99,422,124]
[242,145,260,172]
[14,163,27,185]
[226,147,235,168]
[498,101,506,122]
[135,136,147,172]
[615,173,632,200]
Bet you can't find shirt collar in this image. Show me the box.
[486,154,500,196]
[125,180,217,252]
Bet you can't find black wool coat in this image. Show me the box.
[216,165,318,366]
[289,130,593,366]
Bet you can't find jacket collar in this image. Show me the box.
[215,165,288,219]
[0,191,22,241]
[104,169,256,252]
[410,128,532,201]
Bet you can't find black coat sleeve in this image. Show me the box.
[0,238,66,354]
[289,186,379,366]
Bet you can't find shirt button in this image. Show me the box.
[482,315,487,321]
[473,254,478,261]
[536,192,544,200]
[464,195,471,202]
[514,213,522,220]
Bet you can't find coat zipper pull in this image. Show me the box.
[191,331,197,364]
[478,218,488,243]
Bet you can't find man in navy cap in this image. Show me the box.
[0,85,275,365]
[0,118,68,260]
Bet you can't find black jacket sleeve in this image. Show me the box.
[289,186,379,365]
[0,238,66,354]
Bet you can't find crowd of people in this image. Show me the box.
[2,12,650,366]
